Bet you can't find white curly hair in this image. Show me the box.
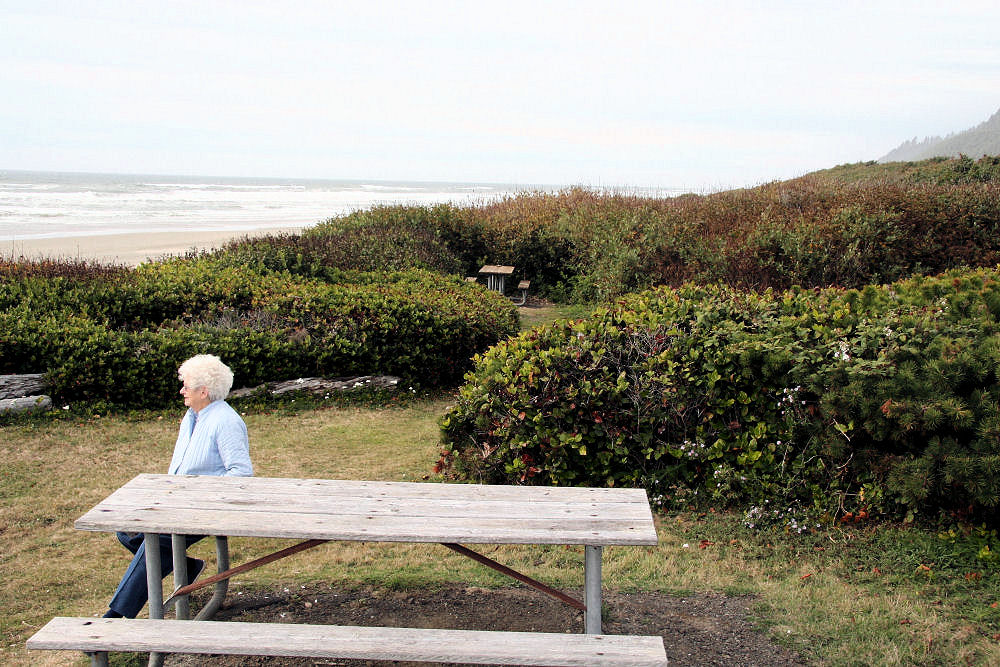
[177,354,235,402]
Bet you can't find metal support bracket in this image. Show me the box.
[440,543,586,612]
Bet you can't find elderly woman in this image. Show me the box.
[103,354,252,619]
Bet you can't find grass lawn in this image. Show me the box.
[2,304,999,665]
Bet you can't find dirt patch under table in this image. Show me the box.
[164,583,809,666]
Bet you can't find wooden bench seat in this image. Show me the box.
[511,279,530,305]
[29,617,669,666]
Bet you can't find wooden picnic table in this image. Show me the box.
[34,474,663,666]
[478,264,515,293]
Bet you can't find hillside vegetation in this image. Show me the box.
[213,155,1000,304]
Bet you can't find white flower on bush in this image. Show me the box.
[780,386,801,402]
[777,386,805,415]
[744,505,764,529]
[678,439,708,460]
[743,501,814,533]
[833,340,851,361]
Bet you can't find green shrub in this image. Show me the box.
[1,258,519,409]
[439,284,819,498]
[439,267,1000,525]
[307,205,465,274]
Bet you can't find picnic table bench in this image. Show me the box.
[513,279,531,305]
[28,474,665,666]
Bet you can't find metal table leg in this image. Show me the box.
[584,545,602,634]
[195,536,231,620]
[144,533,164,667]
[87,651,109,666]
[171,534,190,620]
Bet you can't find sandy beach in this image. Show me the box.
[3,227,303,267]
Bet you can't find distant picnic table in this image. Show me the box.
[478,264,515,293]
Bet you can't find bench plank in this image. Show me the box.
[29,617,668,667]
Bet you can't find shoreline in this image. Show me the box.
[2,227,302,267]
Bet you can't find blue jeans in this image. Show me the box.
[108,531,204,618]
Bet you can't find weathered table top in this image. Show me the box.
[478,264,515,275]
[77,474,658,546]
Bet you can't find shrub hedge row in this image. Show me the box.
[438,266,1000,525]
[0,258,518,408]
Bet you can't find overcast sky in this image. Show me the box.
[2,1,999,189]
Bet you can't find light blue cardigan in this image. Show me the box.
[168,400,252,476]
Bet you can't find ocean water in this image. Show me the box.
[0,170,538,241]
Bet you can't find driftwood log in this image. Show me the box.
[0,374,47,400]
[0,395,52,414]
[0,373,400,412]
[228,375,402,400]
